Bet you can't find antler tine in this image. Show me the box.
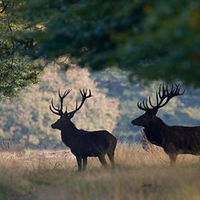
[75,99,78,110]
[173,83,185,95]
[137,98,151,111]
[49,89,72,116]
[158,84,166,99]
[79,89,92,98]
[137,83,184,113]
[137,101,145,111]
[68,89,92,117]
[58,89,72,99]
[49,99,61,115]
[155,83,185,109]
[148,96,155,108]
[59,89,72,111]
[144,98,150,110]
[141,100,146,109]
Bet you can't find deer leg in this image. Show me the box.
[169,154,177,166]
[83,157,87,170]
[98,155,108,168]
[76,157,82,171]
[107,152,115,167]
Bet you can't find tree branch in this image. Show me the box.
[2,0,14,68]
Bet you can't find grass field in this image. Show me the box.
[0,143,200,200]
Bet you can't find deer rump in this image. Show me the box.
[156,125,200,155]
[61,130,117,157]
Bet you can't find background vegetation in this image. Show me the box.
[1,64,200,149]
[1,0,200,148]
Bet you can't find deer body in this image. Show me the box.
[132,115,200,165]
[132,84,200,165]
[50,89,117,171]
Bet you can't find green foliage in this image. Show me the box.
[9,0,200,87]
[1,0,200,98]
[0,2,44,98]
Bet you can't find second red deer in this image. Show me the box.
[50,89,117,171]
[131,84,200,165]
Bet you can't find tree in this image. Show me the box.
[12,0,200,82]
[0,1,44,98]
[1,0,200,98]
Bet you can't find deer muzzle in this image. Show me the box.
[131,119,136,125]
[131,119,140,126]
[51,124,55,129]
[51,122,57,129]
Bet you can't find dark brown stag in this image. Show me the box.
[131,84,200,165]
[49,89,117,171]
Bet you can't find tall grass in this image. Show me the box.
[0,144,200,200]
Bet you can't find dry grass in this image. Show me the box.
[0,144,200,200]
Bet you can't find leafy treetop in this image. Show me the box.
[1,0,200,97]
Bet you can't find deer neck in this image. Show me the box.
[60,121,79,147]
[144,117,167,146]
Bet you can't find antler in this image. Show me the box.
[67,89,92,118]
[137,84,185,113]
[49,89,72,116]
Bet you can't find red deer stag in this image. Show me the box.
[131,84,200,165]
[49,89,117,171]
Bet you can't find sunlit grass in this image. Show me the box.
[0,144,200,200]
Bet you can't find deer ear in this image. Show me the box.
[68,112,75,119]
[62,112,73,119]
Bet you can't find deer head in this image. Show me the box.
[50,89,92,129]
[132,84,185,127]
